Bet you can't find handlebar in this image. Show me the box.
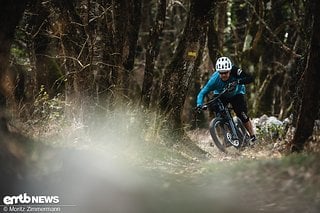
[195,81,238,113]
[202,87,229,109]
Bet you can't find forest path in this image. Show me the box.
[188,128,283,162]
[1,122,319,213]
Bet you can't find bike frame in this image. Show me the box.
[203,88,240,144]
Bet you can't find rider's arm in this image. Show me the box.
[231,66,254,84]
[196,73,217,107]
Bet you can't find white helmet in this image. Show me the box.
[215,57,232,72]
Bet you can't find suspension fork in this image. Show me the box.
[225,110,239,140]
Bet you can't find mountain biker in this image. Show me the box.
[196,56,256,142]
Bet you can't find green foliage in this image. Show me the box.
[256,122,285,141]
[10,44,30,67]
[27,85,66,138]
[33,86,64,120]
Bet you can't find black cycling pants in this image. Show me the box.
[218,94,250,123]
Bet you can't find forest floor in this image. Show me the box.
[33,126,318,213]
[131,128,320,213]
[188,128,283,161]
[2,114,320,213]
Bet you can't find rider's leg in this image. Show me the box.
[244,120,256,142]
[243,120,255,137]
[230,94,256,141]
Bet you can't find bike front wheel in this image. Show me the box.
[209,118,237,153]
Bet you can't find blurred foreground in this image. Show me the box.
[0,112,320,213]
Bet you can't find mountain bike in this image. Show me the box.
[199,85,250,153]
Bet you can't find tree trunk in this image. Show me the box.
[125,0,142,99]
[216,0,227,54]
[52,0,92,116]
[207,0,221,65]
[290,0,320,152]
[0,0,29,114]
[98,0,133,99]
[141,0,166,108]
[28,1,63,97]
[124,0,142,72]
[159,0,214,131]
[112,0,130,94]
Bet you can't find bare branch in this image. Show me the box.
[245,0,301,58]
[32,20,47,39]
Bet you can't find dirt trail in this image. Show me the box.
[188,129,283,161]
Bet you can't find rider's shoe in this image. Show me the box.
[249,135,257,145]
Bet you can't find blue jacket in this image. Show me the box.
[196,65,253,107]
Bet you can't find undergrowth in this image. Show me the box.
[5,90,320,213]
